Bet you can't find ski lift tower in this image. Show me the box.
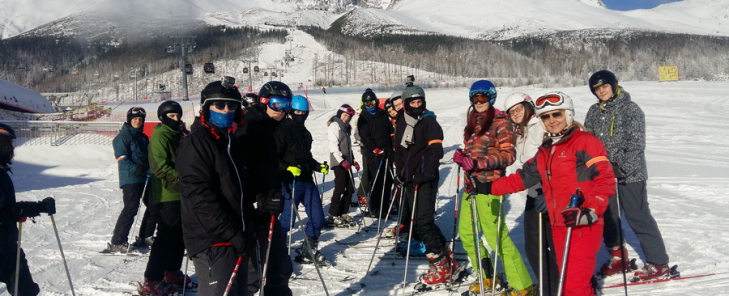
[167,36,196,101]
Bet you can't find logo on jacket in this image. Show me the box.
[558,151,567,158]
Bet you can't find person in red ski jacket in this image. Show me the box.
[488,91,616,295]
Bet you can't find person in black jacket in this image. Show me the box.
[394,85,455,285]
[237,81,292,296]
[177,79,255,296]
[358,89,394,218]
[0,123,55,296]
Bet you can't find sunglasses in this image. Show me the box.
[267,96,292,112]
[469,92,495,104]
[211,101,240,110]
[129,107,146,116]
[363,100,378,108]
[535,94,564,110]
[539,111,564,121]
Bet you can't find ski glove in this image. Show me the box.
[287,166,301,177]
[561,207,598,227]
[410,173,436,185]
[373,148,384,156]
[353,161,360,172]
[257,190,284,216]
[453,149,476,172]
[230,234,247,258]
[340,161,351,171]
[611,162,625,184]
[42,197,56,215]
[534,195,547,214]
[318,162,329,175]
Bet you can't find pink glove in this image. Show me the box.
[354,161,361,172]
[341,161,351,171]
[453,149,475,171]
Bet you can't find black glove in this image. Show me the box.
[15,201,43,220]
[41,197,56,215]
[230,233,247,258]
[561,207,597,227]
[611,162,625,184]
[257,190,284,216]
[470,177,492,195]
[410,173,436,185]
[534,195,547,214]
[280,170,294,185]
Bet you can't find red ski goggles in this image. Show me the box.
[469,91,496,104]
[339,106,356,116]
[535,94,565,110]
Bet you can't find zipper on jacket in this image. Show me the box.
[226,133,245,232]
[610,115,615,137]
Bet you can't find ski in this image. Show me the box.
[601,266,725,289]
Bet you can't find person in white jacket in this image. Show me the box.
[503,93,558,296]
[325,104,360,227]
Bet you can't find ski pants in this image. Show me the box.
[144,201,184,281]
[366,156,393,217]
[111,182,152,245]
[524,196,559,296]
[404,181,447,256]
[280,180,326,238]
[246,214,293,296]
[603,181,669,266]
[458,193,533,290]
[138,186,157,240]
[0,241,39,296]
[552,223,602,296]
[191,246,248,296]
[329,165,353,217]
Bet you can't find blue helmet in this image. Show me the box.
[291,95,309,112]
[469,80,497,105]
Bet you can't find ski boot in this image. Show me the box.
[468,257,498,294]
[140,278,177,296]
[164,270,197,291]
[419,251,454,285]
[325,215,346,228]
[102,242,138,254]
[500,285,535,296]
[358,195,368,207]
[598,244,635,277]
[632,263,671,281]
[386,224,409,238]
[294,236,331,266]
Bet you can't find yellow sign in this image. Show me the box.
[659,66,679,81]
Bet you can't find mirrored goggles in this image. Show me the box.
[535,94,564,110]
[267,96,292,112]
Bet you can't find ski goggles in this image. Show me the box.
[535,94,565,110]
[339,106,356,116]
[363,99,378,108]
[539,110,564,121]
[265,96,292,112]
[129,107,146,117]
[210,101,240,111]
[469,91,495,104]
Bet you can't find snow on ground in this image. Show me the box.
[3,80,729,295]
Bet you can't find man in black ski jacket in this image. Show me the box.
[358,88,394,218]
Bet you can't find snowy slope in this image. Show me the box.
[4,80,729,295]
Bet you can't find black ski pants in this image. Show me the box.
[111,182,152,245]
[144,201,184,281]
[523,196,559,296]
[329,165,353,217]
[137,187,157,240]
[246,214,293,296]
[0,247,39,296]
[191,246,248,296]
[603,181,669,265]
[366,155,393,217]
[404,180,447,255]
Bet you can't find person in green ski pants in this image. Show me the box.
[453,80,534,296]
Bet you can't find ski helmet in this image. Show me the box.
[503,92,534,114]
[0,124,14,165]
[126,107,147,124]
[157,101,184,130]
[200,80,243,121]
[534,91,574,130]
[588,70,618,96]
[469,80,497,105]
[0,123,16,139]
[243,93,259,106]
[336,104,356,119]
[259,81,292,104]
[291,95,309,112]
[401,85,426,117]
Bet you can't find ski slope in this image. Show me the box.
[3,80,729,295]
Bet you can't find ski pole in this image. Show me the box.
[491,195,504,296]
[469,193,486,296]
[288,179,297,256]
[394,184,406,246]
[14,221,23,296]
[364,158,385,220]
[557,192,583,296]
[375,158,389,235]
[294,210,330,296]
[538,211,544,296]
[615,181,629,296]
[365,184,399,278]
[182,255,189,296]
[222,256,243,296]
[400,184,419,296]
[348,168,368,230]
[260,215,276,296]
[127,176,150,255]
[50,214,76,296]
[451,166,461,252]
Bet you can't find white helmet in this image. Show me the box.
[503,92,534,113]
[535,91,574,128]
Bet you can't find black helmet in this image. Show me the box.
[200,80,243,106]
[0,123,16,139]
[126,107,147,124]
[258,81,292,102]
[588,70,618,96]
[243,93,259,106]
[157,101,183,121]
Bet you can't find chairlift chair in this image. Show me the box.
[185,63,193,75]
[263,71,268,76]
[272,72,277,77]
[204,63,215,74]
[243,67,249,74]
[254,66,260,73]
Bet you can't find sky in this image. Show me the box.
[602,0,683,10]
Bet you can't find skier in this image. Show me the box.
[452,81,533,295]
[357,88,394,219]
[141,101,193,295]
[239,81,292,296]
[393,85,455,285]
[177,79,252,296]
[0,123,56,296]
[584,70,671,280]
[277,95,331,266]
[106,107,153,253]
[489,91,615,295]
[385,91,410,238]
[503,92,558,295]
[326,104,360,227]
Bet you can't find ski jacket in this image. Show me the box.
[178,118,247,256]
[463,113,516,191]
[148,123,183,204]
[239,114,284,203]
[113,123,149,187]
[274,118,319,183]
[357,108,394,159]
[288,120,322,182]
[393,110,444,182]
[327,116,354,167]
[0,165,17,245]
[510,116,545,197]
[492,127,616,227]
[584,88,648,183]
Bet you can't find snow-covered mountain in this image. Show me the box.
[2,0,728,40]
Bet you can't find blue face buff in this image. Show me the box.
[366,105,377,115]
[208,109,235,128]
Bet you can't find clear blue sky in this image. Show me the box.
[602,0,683,11]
